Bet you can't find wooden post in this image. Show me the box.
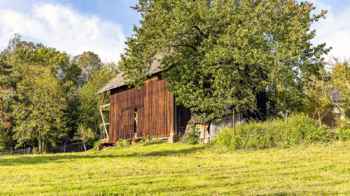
[28,147,30,154]
[233,110,236,138]
[204,128,205,144]
[318,111,322,126]
[10,148,12,155]
[99,92,109,140]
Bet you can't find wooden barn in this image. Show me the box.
[97,56,191,144]
[97,57,266,145]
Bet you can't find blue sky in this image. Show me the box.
[0,0,349,62]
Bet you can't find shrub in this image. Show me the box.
[117,139,124,149]
[187,125,200,145]
[146,135,152,142]
[337,120,350,141]
[32,147,39,154]
[214,113,338,150]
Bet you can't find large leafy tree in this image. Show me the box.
[0,58,21,121]
[0,58,21,151]
[1,34,81,152]
[119,0,330,119]
[13,65,68,153]
[72,51,102,85]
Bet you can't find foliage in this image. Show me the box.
[304,69,335,124]
[146,135,152,142]
[77,64,118,137]
[71,51,102,85]
[12,65,68,153]
[304,57,350,123]
[0,58,21,152]
[74,124,95,151]
[0,125,9,152]
[187,125,200,145]
[329,57,350,98]
[328,57,350,120]
[0,58,21,117]
[120,0,330,120]
[215,113,337,150]
[0,34,118,152]
[117,139,125,149]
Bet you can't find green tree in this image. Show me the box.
[77,63,117,137]
[304,70,334,125]
[74,124,95,151]
[0,57,21,152]
[13,65,68,153]
[120,0,330,119]
[0,58,21,121]
[327,57,350,120]
[72,51,102,85]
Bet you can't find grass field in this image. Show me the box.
[1,141,350,195]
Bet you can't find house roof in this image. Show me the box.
[330,87,341,102]
[96,54,163,94]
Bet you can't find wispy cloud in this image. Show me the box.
[310,0,350,59]
[0,3,125,62]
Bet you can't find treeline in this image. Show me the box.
[0,34,117,153]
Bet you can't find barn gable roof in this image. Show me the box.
[96,54,163,94]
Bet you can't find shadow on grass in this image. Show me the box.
[0,145,206,166]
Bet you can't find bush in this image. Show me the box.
[337,120,350,141]
[146,135,152,142]
[32,147,39,154]
[187,125,200,145]
[214,113,338,150]
[117,139,124,149]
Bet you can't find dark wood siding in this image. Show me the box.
[109,76,175,143]
[243,91,267,121]
[177,105,191,135]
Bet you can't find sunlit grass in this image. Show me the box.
[1,141,350,195]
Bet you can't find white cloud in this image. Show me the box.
[0,4,125,62]
[309,0,350,59]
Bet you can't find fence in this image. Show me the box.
[52,142,93,153]
[0,147,32,156]
[0,143,93,155]
[307,106,345,128]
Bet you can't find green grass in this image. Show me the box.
[1,141,350,195]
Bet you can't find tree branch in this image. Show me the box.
[192,26,208,38]
[174,44,198,52]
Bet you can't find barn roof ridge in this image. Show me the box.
[96,54,163,94]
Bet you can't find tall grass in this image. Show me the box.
[214,113,341,150]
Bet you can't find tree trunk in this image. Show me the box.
[0,69,3,122]
[233,110,235,138]
[38,137,42,153]
[83,142,87,151]
[1,98,3,122]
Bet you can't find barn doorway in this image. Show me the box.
[134,108,138,134]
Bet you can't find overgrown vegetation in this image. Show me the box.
[214,113,350,150]
[187,125,200,145]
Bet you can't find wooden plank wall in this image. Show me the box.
[109,76,174,143]
[178,105,191,135]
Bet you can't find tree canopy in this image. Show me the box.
[0,34,118,153]
[119,0,330,119]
